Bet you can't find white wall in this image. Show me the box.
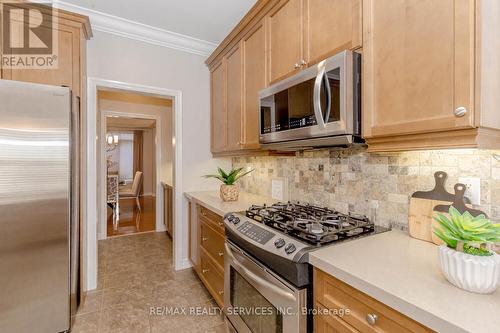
[87,31,230,273]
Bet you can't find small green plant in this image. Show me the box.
[203,167,254,185]
[433,206,500,256]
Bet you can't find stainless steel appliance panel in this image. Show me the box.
[224,241,307,333]
[259,50,360,149]
[0,80,72,333]
[70,95,81,318]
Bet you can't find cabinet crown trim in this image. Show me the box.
[54,0,217,56]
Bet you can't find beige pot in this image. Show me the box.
[220,184,239,202]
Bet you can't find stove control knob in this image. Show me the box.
[284,243,297,255]
[232,217,241,225]
[274,238,286,248]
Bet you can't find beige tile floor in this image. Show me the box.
[71,232,226,333]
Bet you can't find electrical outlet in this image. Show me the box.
[459,177,481,205]
[271,178,288,201]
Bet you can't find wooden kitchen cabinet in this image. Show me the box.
[210,60,227,154]
[0,4,92,100]
[242,22,267,149]
[191,204,225,307]
[207,0,364,156]
[314,268,434,333]
[225,45,243,151]
[267,0,362,84]
[303,0,362,65]
[267,0,303,84]
[163,183,173,237]
[363,0,500,151]
[209,18,269,156]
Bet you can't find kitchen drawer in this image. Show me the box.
[200,219,225,269]
[200,247,224,307]
[314,269,433,333]
[314,303,358,333]
[198,204,224,233]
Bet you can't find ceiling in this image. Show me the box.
[107,117,156,130]
[62,0,257,44]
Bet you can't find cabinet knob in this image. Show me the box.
[202,237,208,241]
[202,268,210,274]
[218,290,224,295]
[454,107,467,117]
[294,63,301,69]
[366,313,378,326]
[218,252,224,257]
[218,221,224,226]
[299,59,307,67]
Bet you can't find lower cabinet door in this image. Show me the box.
[200,248,224,307]
[314,304,359,333]
[200,220,225,268]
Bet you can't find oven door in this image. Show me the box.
[224,241,307,333]
[259,50,354,144]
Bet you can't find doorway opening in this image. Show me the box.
[86,78,183,292]
[105,117,157,237]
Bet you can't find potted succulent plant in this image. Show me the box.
[433,206,500,294]
[204,167,254,202]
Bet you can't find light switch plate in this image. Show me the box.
[271,178,288,201]
[459,177,481,205]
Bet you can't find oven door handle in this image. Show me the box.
[225,242,297,302]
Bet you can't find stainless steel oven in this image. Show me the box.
[224,241,308,333]
[259,50,361,150]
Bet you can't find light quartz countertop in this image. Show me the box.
[309,230,500,333]
[184,190,276,216]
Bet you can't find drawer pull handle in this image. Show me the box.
[201,210,207,216]
[218,252,224,257]
[202,269,210,274]
[366,313,378,326]
[218,290,224,295]
[202,237,208,241]
[218,222,224,226]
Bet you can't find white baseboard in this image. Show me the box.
[178,258,193,271]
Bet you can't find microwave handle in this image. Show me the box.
[313,66,331,129]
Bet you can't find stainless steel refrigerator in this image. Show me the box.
[0,79,80,333]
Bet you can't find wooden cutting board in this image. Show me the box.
[408,171,466,242]
[432,183,487,245]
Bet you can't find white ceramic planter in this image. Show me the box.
[438,245,500,294]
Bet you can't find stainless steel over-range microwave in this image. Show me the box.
[259,50,361,150]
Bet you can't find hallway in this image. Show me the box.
[107,196,156,237]
[71,232,225,333]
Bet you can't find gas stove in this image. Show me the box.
[224,202,390,333]
[224,201,390,288]
[245,202,375,245]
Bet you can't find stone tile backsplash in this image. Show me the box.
[233,148,500,230]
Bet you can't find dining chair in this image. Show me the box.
[119,171,143,212]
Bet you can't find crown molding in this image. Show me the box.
[53,1,217,57]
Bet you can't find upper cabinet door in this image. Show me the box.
[363,0,475,138]
[303,0,362,65]
[210,61,227,153]
[242,22,266,149]
[267,0,303,84]
[225,45,243,151]
[2,21,80,94]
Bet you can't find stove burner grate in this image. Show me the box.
[245,202,374,245]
